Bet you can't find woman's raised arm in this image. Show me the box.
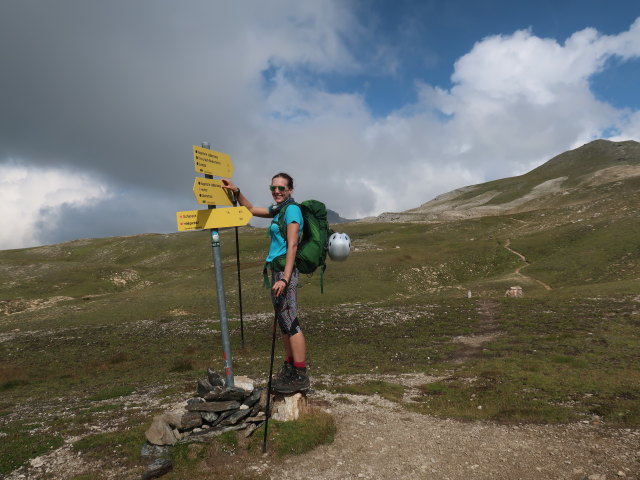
[221,179,271,218]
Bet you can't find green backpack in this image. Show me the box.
[265,200,332,293]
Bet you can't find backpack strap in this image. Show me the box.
[276,203,297,242]
[263,262,271,289]
[265,203,295,289]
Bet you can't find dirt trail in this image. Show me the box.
[273,390,639,480]
[450,299,502,364]
[503,239,553,291]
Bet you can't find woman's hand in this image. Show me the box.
[272,278,288,297]
[221,178,238,193]
[221,181,271,218]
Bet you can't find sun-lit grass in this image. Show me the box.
[250,408,336,457]
[88,385,136,402]
[407,297,640,425]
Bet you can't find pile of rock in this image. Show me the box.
[141,368,310,479]
[504,285,524,297]
[144,369,267,447]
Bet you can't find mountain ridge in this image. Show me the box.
[367,139,640,223]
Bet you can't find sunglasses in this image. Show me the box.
[269,185,287,192]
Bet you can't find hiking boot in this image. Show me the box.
[274,361,294,382]
[272,367,310,394]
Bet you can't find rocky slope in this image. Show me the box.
[370,139,640,223]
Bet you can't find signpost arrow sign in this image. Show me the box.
[180,142,245,388]
[193,145,233,177]
[193,178,234,206]
[176,206,252,231]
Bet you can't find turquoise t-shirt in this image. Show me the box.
[266,204,303,262]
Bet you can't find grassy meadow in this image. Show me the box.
[1,206,639,476]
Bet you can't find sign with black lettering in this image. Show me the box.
[193,146,233,177]
[176,207,252,231]
[193,178,234,206]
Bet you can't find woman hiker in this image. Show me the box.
[222,173,310,394]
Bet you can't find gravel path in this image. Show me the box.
[274,391,640,480]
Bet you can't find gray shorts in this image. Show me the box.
[271,269,301,336]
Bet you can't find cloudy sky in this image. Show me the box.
[1,0,639,250]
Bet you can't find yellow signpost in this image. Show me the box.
[176,206,252,231]
[179,143,249,388]
[193,178,234,206]
[193,145,233,177]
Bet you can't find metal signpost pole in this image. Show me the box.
[201,142,235,388]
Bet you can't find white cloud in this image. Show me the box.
[241,18,640,219]
[450,19,640,106]
[610,110,640,141]
[0,161,112,249]
[431,22,640,171]
[242,17,640,217]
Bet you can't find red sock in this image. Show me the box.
[286,357,294,364]
[293,361,306,369]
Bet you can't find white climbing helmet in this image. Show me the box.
[328,232,351,261]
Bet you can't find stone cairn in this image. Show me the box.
[141,368,308,479]
[145,369,266,447]
[504,285,524,297]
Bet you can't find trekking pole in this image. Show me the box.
[232,192,245,348]
[235,227,245,347]
[262,311,278,454]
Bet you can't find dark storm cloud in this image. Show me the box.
[0,1,253,192]
[37,188,184,244]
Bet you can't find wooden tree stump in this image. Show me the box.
[270,392,308,421]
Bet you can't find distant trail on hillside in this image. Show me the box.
[504,239,552,291]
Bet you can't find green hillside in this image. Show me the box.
[455,139,640,204]
[1,139,639,476]
[394,139,640,223]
